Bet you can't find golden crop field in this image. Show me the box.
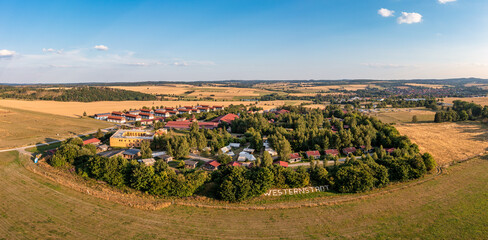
[396,122,488,165]
[464,83,488,89]
[0,99,308,117]
[0,107,112,149]
[405,83,451,88]
[443,97,488,106]
[1,151,487,239]
[110,85,273,100]
[370,108,436,123]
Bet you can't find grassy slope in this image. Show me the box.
[0,151,487,239]
[0,107,112,149]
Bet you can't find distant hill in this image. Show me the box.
[0,86,157,102]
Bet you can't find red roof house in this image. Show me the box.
[83,138,101,145]
[274,161,289,167]
[228,161,242,167]
[211,113,239,124]
[306,151,321,159]
[325,149,339,156]
[385,148,396,154]
[342,147,357,155]
[204,160,221,171]
[289,153,302,162]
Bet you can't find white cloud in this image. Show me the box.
[94,45,109,51]
[439,0,456,4]
[0,49,16,58]
[378,8,395,17]
[172,61,189,67]
[397,12,423,24]
[43,48,63,54]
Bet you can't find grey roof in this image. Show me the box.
[123,149,141,155]
[184,160,198,166]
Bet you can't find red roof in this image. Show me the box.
[274,161,288,167]
[154,110,167,114]
[179,109,191,112]
[139,112,153,116]
[228,161,242,167]
[111,111,124,115]
[325,149,339,156]
[207,160,221,167]
[125,114,140,118]
[290,153,301,159]
[83,138,100,145]
[165,121,218,129]
[211,113,239,124]
[343,147,357,154]
[385,148,396,153]
[140,109,151,112]
[277,109,290,114]
[107,116,125,120]
[306,151,321,157]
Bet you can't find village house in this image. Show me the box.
[96,144,109,152]
[385,148,396,154]
[306,150,321,159]
[94,113,110,120]
[238,151,256,162]
[213,106,224,110]
[154,110,170,117]
[184,160,198,169]
[324,149,339,156]
[139,112,154,120]
[140,108,154,114]
[211,113,239,124]
[228,161,242,167]
[125,114,142,121]
[203,160,221,171]
[242,147,255,154]
[122,149,141,159]
[128,110,140,115]
[289,153,302,163]
[342,147,357,155]
[83,138,101,146]
[107,116,126,124]
[229,143,240,148]
[138,158,156,166]
[111,111,125,117]
[274,161,289,168]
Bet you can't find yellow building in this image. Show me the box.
[110,129,155,148]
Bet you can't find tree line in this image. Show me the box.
[434,100,488,123]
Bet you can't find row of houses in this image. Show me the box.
[94,105,226,123]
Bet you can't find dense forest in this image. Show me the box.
[0,86,157,102]
[48,105,436,202]
[434,100,488,123]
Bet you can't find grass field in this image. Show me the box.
[0,99,308,117]
[396,122,488,165]
[0,107,112,150]
[369,108,436,124]
[1,151,487,239]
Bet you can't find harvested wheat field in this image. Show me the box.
[0,107,112,149]
[404,83,451,88]
[111,85,273,100]
[1,151,487,239]
[443,97,488,106]
[0,99,307,117]
[371,108,436,123]
[396,122,488,165]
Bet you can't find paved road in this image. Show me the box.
[0,127,116,156]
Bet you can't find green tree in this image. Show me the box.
[135,121,142,127]
[140,141,153,159]
[422,152,436,172]
[412,115,418,123]
[262,151,273,168]
[95,128,104,139]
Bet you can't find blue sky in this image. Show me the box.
[0,0,487,83]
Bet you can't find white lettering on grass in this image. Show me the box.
[263,185,330,197]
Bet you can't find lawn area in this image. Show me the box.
[0,106,112,150]
[0,150,487,239]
